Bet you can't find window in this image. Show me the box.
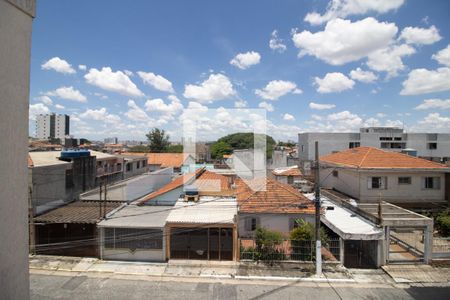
[143,160,147,167]
[332,170,339,177]
[398,177,411,185]
[301,145,304,152]
[245,217,259,231]
[137,161,140,169]
[428,143,437,150]
[368,177,387,189]
[287,176,294,184]
[380,137,393,141]
[126,163,132,172]
[349,142,360,149]
[423,177,440,189]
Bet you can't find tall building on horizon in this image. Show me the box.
[36,113,70,141]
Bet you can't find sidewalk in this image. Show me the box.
[29,255,354,283]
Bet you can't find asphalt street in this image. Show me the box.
[30,272,450,300]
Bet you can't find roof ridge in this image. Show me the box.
[358,147,372,168]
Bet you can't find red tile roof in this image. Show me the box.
[28,155,34,167]
[236,178,314,214]
[122,152,192,168]
[320,147,449,169]
[194,170,234,195]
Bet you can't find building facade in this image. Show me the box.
[36,113,70,141]
[298,127,450,163]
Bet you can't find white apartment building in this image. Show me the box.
[36,113,70,141]
[298,127,450,163]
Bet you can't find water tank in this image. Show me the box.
[60,149,91,158]
[401,148,417,157]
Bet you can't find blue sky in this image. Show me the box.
[29,0,450,142]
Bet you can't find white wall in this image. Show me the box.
[238,213,315,238]
[0,0,34,298]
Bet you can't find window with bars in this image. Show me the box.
[104,228,163,250]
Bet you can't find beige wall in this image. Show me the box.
[320,166,446,203]
[0,0,35,298]
[238,213,315,238]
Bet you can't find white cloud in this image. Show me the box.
[29,103,50,120]
[306,110,363,131]
[79,107,121,124]
[183,74,236,103]
[137,71,175,93]
[234,100,248,108]
[55,104,65,109]
[258,101,274,112]
[145,96,183,116]
[283,113,295,121]
[293,18,397,66]
[314,72,354,93]
[309,102,336,110]
[78,65,87,71]
[124,70,133,77]
[85,67,144,97]
[46,86,87,102]
[94,92,108,100]
[400,67,450,95]
[125,100,151,122]
[41,57,76,74]
[432,44,450,67]
[376,113,387,118]
[417,113,450,132]
[255,80,301,100]
[349,67,378,83]
[269,30,287,53]
[366,44,415,77]
[399,25,442,45]
[230,51,261,69]
[304,0,404,25]
[36,95,53,106]
[415,99,450,110]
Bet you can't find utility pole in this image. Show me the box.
[99,179,103,218]
[314,141,322,277]
[103,177,107,218]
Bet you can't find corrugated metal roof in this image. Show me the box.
[34,201,122,224]
[98,205,171,228]
[166,196,237,224]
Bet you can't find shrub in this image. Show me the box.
[436,214,450,237]
[254,227,284,263]
[289,219,329,261]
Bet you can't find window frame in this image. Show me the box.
[398,176,411,185]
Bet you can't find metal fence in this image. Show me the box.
[240,238,340,262]
[433,237,450,259]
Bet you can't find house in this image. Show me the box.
[33,201,121,257]
[28,150,97,215]
[319,147,450,207]
[98,204,171,262]
[237,178,315,238]
[116,154,149,179]
[271,165,302,185]
[132,168,238,261]
[123,152,195,173]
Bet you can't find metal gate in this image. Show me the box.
[388,227,425,263]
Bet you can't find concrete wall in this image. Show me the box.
[0,0,35,298]
[30,163,74,215]
[320,167,446,203]
[238,213,315,238]
[123,158,148,179]
[147,187,183,205]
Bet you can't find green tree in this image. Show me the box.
[210,141,232,159]
[166,144,183,153]
[254,227,284,263]
[212,132,276,158]
[289,219,328,261]
[146,128,170,153]
[128,145,150,153]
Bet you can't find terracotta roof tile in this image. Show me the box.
[122,152,192,168]
[320,147,449,169]
[237,178,314,214]
[28,155,34,167]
